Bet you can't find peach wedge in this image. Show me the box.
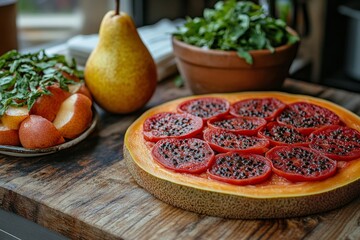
[53,93,93,139]
[19,115,65,149]
[68,82,93,101]
[1,106,29,130]
[0,124,20,146]
[30,84,70,122]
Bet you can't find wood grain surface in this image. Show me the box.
[0,78,360,240]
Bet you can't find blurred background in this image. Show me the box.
[2,0,360,92]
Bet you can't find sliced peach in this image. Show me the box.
[0,124,20,146]
[19,115,65,149]
[61,70,93,100]
[68,82,93,101]
[53,93,93,139]
[61,71,81,82]
[1,106,29,130]
[30,84,71,122]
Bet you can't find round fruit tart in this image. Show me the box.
[0,50,94,149]
[124,92,360,219]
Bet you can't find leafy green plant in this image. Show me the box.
[173,0,299,64]
[0,50,82,116]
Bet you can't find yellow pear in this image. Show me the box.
[84,1,157,114]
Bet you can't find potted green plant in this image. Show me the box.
[172,0,300,94]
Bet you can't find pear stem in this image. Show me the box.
[115,0,120,15]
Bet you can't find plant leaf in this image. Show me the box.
[174,75,184,88]
[237,47,253,64]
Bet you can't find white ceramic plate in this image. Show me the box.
[0,109,99,157]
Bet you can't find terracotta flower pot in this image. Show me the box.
[172,29,300,94]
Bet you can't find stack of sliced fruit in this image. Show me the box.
[142,96,360,185]
[0,50,93,149]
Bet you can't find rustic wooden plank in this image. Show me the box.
[0,78,359,240]
[3,158,359,240]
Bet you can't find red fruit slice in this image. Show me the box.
[19,115,65,149]
[266,146,337,182]
[177,97,230,121]
[258,122,309,146]
[207,116,266,135]
[0,124,20,146]
[277,102,341,135]
[208,152,272,185]
[310,125,360,161]
[143,112,203,142]
[230,98,286,121]
[30,84,71,122]
[203,128,270,154]
[151,138,215,173]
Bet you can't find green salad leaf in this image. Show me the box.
[0,50,83,116]
[173,0,299,64]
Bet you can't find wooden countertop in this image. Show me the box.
[0,78,360,240]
